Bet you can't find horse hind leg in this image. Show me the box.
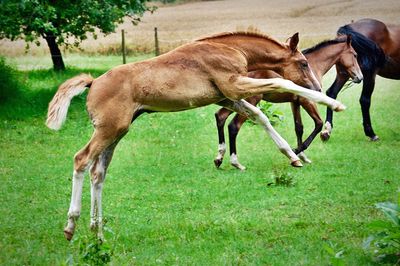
[360,73,378,141]
[89,141,118,240]
[64,111,134,241]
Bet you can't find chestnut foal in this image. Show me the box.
[46,31,345,240]
[214,35,362,170]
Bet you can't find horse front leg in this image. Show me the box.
[228,114,248,170]
[321,73,348,141]
[218,99,302,167]
[290,101,311,164]
[296,98,324,163]
[214,108,232,168]
[360,72,378,141]
[232,77,346,111]
[227,95,262,170]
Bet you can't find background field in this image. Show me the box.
[1,0,400,265]
[2,0,400,58]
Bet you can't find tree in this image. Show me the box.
[0,0,155,71]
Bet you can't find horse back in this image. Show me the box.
[88,41,248,112]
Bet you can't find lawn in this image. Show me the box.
[0,55,399,265]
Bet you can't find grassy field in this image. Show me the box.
[0,54,399,265]
[2,0,400,56]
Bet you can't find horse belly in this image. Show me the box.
[135,69,224,112]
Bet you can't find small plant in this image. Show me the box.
[267,171,295,187]
[247,101,284,126]
[78,235,113,265]
[323,242,346,266]
[363,192,400,264]
[67,221,115,266]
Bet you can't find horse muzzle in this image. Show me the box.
[352,73,363,83]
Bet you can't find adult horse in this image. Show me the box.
[321,18,400,141]
[46,31,345,240]
[213,35,362,170]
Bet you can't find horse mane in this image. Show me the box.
[196,30,286,49]
[337,24,387,72]
[302,38,346,55]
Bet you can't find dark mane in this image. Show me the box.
[337,24,387,72]
[302,38,346,55]
[196,31,286,48]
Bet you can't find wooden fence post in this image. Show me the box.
[121,29,126,64]
[154,27,160,56]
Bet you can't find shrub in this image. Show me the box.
[0,58,21,103]
[363,192,400,264]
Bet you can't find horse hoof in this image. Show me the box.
[232,163,246,171]
[64,229,74,241]
[370,135,380,141]
[334,103,346,112]
[298,152,312,164]
[291,160,303,167]
[320,131,331,142]
[214,158,223,168]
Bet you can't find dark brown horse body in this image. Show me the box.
[321,18,400,141]
[214,35,362,170]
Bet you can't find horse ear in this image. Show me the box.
[346,34,352,45]
[288,32,299,52]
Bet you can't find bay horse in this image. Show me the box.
[214,35,363,170]
[46,31,345,240]
[321,18,400,141]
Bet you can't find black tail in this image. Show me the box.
[337,25,387,73]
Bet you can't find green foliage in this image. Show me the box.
[323,242,346,266]
[363,192,400,264]
[0,58,22,103]
[0,0,155,46]
[247,101,284,126]
[268,171,295,187]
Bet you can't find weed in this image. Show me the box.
[363,191,400,264]
[323,241,346,266]
[247,101,284,126]
[268,171,295,187]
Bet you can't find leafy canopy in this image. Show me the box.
[0,0,155,46]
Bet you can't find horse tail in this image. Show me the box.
[46,73,93,130]
[337,25,387,73]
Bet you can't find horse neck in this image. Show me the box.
[305,43,346,81]
[206,35,287,71]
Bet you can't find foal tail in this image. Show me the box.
[46,74,93,130]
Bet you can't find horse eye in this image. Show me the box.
[354,54,357,58]
[301,61,308,69]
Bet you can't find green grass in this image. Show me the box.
[0,55,399,265]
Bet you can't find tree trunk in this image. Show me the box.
[44,35,65,71]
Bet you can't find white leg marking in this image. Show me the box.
[65,170,85,234]
[298,152,312,164]
[236,77,346,111]
[230,153,246,170]
[232,100,301,165]
[324,121,332,134]
[215,142,226,161]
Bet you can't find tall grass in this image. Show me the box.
[0,55,399,265]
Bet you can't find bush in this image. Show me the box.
[363,192,400,264]
[0,58,22,103]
